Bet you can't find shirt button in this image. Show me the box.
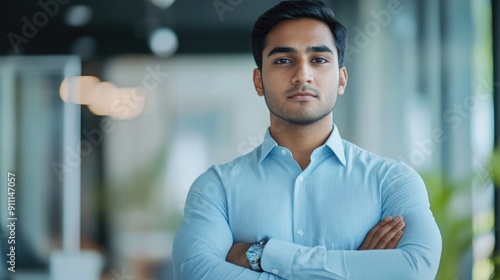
[299,176,304,182]
[281,149,287,155]
[272,268,280,274]
[297,229,304,235]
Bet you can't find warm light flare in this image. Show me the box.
[60,76,145,119]
[87,83,145,120]
[59,76,101,104]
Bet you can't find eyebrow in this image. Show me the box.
[267,45,333,57]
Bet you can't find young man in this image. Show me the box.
[173,1,442,279]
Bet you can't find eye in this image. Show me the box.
[312,57,329,64]
[274,58,292,64]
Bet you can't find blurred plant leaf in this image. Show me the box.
[422,173,473,280]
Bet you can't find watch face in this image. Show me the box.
[246,244,264,263]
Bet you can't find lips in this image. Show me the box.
[288,91,317,100]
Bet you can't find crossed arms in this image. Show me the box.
[226,215,406,270]
[172,167,442,280]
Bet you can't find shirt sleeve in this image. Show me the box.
[260,164,442,280]
[172,167,284,280]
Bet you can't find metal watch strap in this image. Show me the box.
[249,259,261,271]
[248,239,267,272]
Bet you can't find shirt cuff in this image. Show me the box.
[261,239,301,279]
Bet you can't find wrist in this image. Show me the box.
[246,239,267,272]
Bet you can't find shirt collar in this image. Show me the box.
[258,125,346,166]
[326,124,347,166]
[259,128,278,164]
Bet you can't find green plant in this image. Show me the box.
[423,173,473,280]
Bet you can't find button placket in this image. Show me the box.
[294,175,306,239]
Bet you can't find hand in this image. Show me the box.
[226,242,252,269]
[358,216,405,250]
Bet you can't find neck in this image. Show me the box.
[269,115,333,170]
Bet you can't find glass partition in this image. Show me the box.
[0,56,81,277]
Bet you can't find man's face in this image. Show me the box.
[253,18,347,125]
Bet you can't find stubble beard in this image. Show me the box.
[262,85,337,125]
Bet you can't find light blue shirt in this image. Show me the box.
[173,125,442,279]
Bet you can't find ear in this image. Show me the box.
[253,68,264,96]
[338,67,348,95]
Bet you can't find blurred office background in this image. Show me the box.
[0,0,498,279]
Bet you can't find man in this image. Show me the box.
[172,1,442,279]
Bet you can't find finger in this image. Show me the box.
[365,216,404,249]
[364,216,400,249]
[385,230,404,249]
[371,219,405,249]
[359,216,392,250]
[369,217,404,248]
[358,216,393,250]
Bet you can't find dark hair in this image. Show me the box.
[251,0,347,69]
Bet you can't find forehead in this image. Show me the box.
[264,18,336,52]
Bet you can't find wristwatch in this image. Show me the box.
[246,239,266,271]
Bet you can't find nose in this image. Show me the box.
[292,60,313,85]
